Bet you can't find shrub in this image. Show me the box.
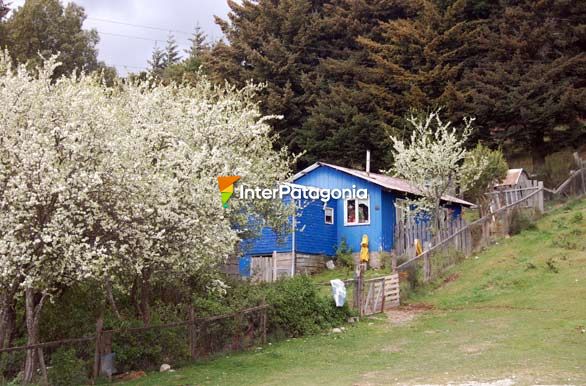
[48,348,87,386]
[335,238,354,267]
[109,304,190,372]
[538,150,575,188]
[263,276,352,337]
[509,209,536,235]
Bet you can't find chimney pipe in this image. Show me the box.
[366,150,371,175]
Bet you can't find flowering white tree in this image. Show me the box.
[0,52,291,382]
[387,110,477,233]
[0,54,125,382]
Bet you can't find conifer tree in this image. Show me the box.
[208,0,331,157]
[460,0,586,165]
[164,33,180,67]
[298,0,418,170]
[148,43,166,76]
[186,25,208,59]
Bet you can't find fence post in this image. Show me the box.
[93,316,104,380]
[391,253,397,272]
[423,253,431,283]
[538,182,544,213]
[354,263,365,316]
[188,305,196,359]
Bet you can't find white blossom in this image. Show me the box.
[0,51,292,300]
[387,110,477,230]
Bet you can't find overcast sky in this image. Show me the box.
[10,0,232,75]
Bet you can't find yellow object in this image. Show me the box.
[359,234,369,263]
[414,239,423,256]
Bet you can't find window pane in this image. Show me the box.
[346,199,355,223]
[358,202,369,223]
[325,208,333,224]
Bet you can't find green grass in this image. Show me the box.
[120,198,586,385]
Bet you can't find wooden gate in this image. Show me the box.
[360,274,400,316]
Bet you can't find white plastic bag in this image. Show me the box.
[330,279,347,307]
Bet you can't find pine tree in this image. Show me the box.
[297,0,412,170]
[460,0,586,165]
[148,44,166,76]
[208,0,331,158]
[164,33,180,67]
[185,25,208,59]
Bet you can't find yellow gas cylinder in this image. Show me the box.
[359,234,369,263]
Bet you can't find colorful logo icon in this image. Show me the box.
[217,176,241,208]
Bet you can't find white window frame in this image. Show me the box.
[324,207,334,225]
[344,197,370,226]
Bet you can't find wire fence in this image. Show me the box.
[0,303,268,384]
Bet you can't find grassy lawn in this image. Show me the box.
[121,198,586,385]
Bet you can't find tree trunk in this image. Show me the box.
[531,136,549,170]
[130,275,142,321]
[23,289,47,384]
[104,277,121,320]
[139,268,151,326]
[0,285,17,350]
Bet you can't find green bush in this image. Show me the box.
[509,209,536,235]
[263,276,352,337]
[538,150,575,188]
[48,348,87,386]
[335,238,354,267]
[109,303,190,372]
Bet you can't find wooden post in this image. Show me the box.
[538,181,544,213]
[354,263,365,316]
[93,316,104,380]
[380,279,386,313]
[188,306,196,359]
[272,250,277,282]
[391,253,397,272]
[37,348,49,386]
[423,253,431,283]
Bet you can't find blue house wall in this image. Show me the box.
[241,164,467,264]
[294,167,393,254]
[241,197,338,257]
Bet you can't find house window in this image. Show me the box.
[324,207,334,224]
[345,198,370,225]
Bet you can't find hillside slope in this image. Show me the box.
[124,198,586,386]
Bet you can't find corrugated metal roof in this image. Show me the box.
[496,168,525,187]
[292,162,475,207]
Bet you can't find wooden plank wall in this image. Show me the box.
[250,252,325,283]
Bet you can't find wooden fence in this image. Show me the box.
[396,187,544,282]
[544,166,586,199]
[0,304,268,382]
[394,215,471,261]
[360,274,400,315]
[487,180,544,212]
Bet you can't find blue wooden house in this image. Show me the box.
[238,162,474,278]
